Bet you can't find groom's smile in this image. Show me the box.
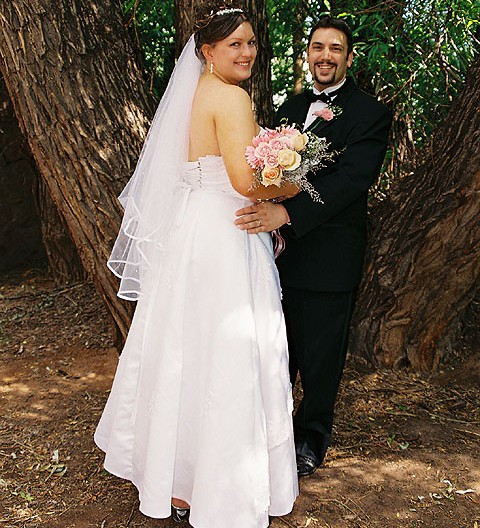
[313,61,339,87]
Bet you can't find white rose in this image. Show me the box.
[291,131,308,151]
[277,148,296,168]
[282,151,301,171]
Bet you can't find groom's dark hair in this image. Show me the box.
[308,16,353,55]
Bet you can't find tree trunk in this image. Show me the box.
[0,1,155,343]
[33,176,87,284]
[243,0,274,126]
[292,0,309,95]
[350,58,480,371]
[175,0,197,57]
[0,74,46,272]
[1,72,85,283]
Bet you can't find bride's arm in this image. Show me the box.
[214,86,299,200]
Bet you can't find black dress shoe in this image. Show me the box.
[171,505,190,523]
[296,453,320,477]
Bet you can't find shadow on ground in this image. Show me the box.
[1,270,478,527]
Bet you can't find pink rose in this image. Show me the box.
[262,128,277,141]
[280,126,297,137]
[245,145,263,168]
[254,142,271,159]
[279,135,293,149]
[264,152,279,167]
[314,108,334,121]
[268,138,285,151]
[252,135,263,147]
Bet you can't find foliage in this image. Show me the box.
[122,0,175,96]
[269,0,478,146]
[123,0,478,175]
[267,0,304,104]
[266,0,478,185]
[267,0,331,105]
[342,0,479,150]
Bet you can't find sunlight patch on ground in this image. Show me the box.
[0,380,30,394]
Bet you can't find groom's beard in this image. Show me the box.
[313,61,337,87]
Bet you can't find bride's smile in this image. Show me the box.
[202,21,257,85]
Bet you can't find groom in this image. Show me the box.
[235,16,391,476]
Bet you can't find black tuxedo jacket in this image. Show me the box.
[275,77,391,292]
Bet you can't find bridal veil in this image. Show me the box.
[108,35,202,300]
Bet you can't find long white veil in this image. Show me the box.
[108,36,202,300]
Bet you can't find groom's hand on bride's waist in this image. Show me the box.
[234,202,291,234]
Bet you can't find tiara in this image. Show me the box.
[211,8,244,16]
[195,7,244,32]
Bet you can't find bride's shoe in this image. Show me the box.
[171,504,190,523]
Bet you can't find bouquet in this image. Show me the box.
[245,124,337,202]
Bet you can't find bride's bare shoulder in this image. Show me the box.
[196,77,251,111]
[220,83,251,107]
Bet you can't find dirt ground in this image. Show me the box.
[0,269,479,528]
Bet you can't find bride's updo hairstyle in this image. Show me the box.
[193,1,250,61]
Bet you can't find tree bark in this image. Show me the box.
[33,176,87,284]
[0,1,155,343]
[1,71,84,283]
[175,0,198,57]
[292,0,309,95]
[350,58,480,371]
[242,0,274,126]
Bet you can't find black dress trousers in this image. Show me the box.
[282,286,356,463]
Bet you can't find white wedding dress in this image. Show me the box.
[95,155,298,528]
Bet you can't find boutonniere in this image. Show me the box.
[313,104,343,121]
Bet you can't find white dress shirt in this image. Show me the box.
[303,78,347,131]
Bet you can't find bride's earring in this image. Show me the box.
[210,62,214,74]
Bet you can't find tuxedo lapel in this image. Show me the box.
[281,94,311,129]
[307,117,332,135]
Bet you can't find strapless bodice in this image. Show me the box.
[183,155,240,196]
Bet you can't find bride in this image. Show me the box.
[94,3,299,527]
